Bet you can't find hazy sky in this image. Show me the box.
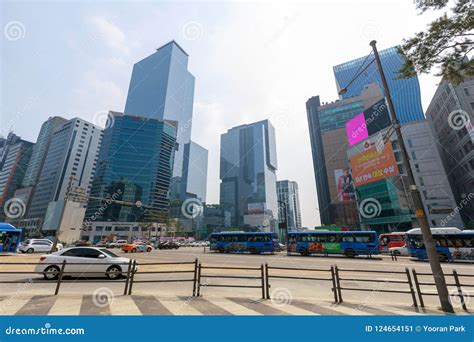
[1,0,444,228]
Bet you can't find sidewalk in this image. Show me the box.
[0,294,470,316]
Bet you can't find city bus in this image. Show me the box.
[379,232,406,253]
[406,227,474,261]
[287,231,379,257]
[209,231,278,254]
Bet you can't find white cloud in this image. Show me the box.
[89,16,129,55]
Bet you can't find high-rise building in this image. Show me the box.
[179,141,208,202]
[306,83,384,227]
[220,119,278,230]
[425,76,474,228]
[124,41,195,199]
[333,46,425,123]
[277,180,302,231]
[85,112,177,224]
[9,117,68,226]
[27,118,102,235]
[0,133,33,220]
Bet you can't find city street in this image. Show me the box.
[0,248,472,315]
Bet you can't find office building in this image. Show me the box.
[175,140,208,202]
[0,133,33,220]
[306,83,384,227]
[85,112,177,225]
[27,118,102,235]
[425,76,474,228]
[220,119,278,230]
[333,46,425,123]
[277,180,302,231]
[124,41,195,199]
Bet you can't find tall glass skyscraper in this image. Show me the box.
[85,112,177,223]
[124,41,195,199]
[333,46,424,124]
[220,120,278,229]
[277,180,302,231]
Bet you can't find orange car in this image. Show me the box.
[121,242,153,253]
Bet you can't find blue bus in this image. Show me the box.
[209,232,278,254]
[406,227,474,261]
[287,231,379,257]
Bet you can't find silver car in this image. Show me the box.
[35,247,135,280]
[19,239,63,253]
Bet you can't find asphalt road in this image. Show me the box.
[0,247,472,310]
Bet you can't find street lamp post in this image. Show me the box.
[340,40,453,312]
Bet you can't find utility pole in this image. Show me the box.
[369,40,453,313]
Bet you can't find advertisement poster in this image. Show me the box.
[334,169,356,201]
[350,143,399,186]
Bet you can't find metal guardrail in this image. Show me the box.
[196,263,266,299]
[265,263,338,302]
[412,269,473,310]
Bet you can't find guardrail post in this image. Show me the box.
[123,259,132,295]
[334,265,342,303]
[54,260,66,295]
[265,263,270,300]
[196,263,202,296]
[453,270,467,311]
[412,269,424,308]
[260,264,265,299]
[330,265,338,303]
[192,258,198,297]
[405,267,418,307]
[127,260,137,295]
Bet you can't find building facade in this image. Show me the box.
[85,112,177,225]
[0,133,33,220]
[179,141,208,202]
[425,77,474,228]
[27,118,102,235]
[124,41,195,199]
[220,120,278,230]
[306,83,384,227]
[333,46,425,124]
[276,180,302,231]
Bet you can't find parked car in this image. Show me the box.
[74,240,91,246]
[156,241,180,250]
[108,239,128,248]
[121,242,153,253]
[274,243,286,252]
[95,241,110,248]
[19,239,63,254]
[35,247,136,280]
[389,245,409,256]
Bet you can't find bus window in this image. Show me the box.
[463,236,474,248]
[210,236,216,243]
[288,235,296,243]
[354,234,375,243]
[342,235,355,242]
[327,234,337,243]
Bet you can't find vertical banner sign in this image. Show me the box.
[350,143,399,186]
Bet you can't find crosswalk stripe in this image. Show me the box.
[177,296,232,315]
[205,297,262,315]
[324,303,374,315]
[48,296,82,315]
[261,300,317,315]
[131,295,173,315]
[0,297,32,315]
[16,295,57,315]
[289,299,349,315]
[226,297,290,315]
[159,296,203,315]
[109,296,142,315]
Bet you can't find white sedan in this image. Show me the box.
[389,245,409,256]
[35,247,135,280]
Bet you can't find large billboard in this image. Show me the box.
[350,143,399,186]
[334,168,355,202]
[346,99,391,146]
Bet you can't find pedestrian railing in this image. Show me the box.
[411,269,473,311]
[334,267,418,307]
[195,264,266,299]
[264,263,338,302]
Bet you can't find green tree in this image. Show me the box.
[399,0,473,85]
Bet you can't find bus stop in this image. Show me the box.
[0,223,22,253]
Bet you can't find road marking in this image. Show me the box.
[262,301,317,315]
[325,303,374,315]
[109,296,141,315]
[131,295,173,315]
[226,297,290,315]
[15,295,57,315]
[80,295,111,315]
[0,297,31,315]
[205,297,262,315]
[159,297,202,315]
[289,299,349,315]
[48,296,82,315]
